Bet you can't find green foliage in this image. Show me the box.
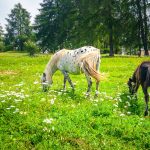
[2,0,150,54]
[0,41,4,51]
[25,40,39,56]
[0,24,3,41]
[5,3,31,51]
[0,52,150,149]
[14,35,28,51]
[34,0,150,54]
[4,45,14,51]
[34,0,77,51]
[0,24,5,51]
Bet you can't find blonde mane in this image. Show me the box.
[44,49,66,82]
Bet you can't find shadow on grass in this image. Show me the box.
[62,137,91,150]
[119,92,141,116]
[52,88,87,103]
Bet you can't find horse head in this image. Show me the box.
[41,72,53,92]
[127,78,136,94]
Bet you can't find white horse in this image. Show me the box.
[41,46,101,96]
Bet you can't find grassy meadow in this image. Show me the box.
[0,52,150,150]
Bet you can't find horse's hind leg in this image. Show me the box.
[85,74,92,96]
[95,56,100,97]
[95,81,99,97]
[142,85,149,116]
[62,71,74,90]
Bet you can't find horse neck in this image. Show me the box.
[45,58,58,83]
[132,66,140,82]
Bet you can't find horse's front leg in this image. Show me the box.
[62,71,74,90]
[133,82,140,99]
[63,75,67,90]
[142,85,149,116]
[67,74,74,90]
[134,82,140,93]
[62,71,67,90]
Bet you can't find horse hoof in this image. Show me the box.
[85,93,90,98]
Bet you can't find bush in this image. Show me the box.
[0,41,5,52]
[4,45,14,51]
[101,48,110,54]
[25,41,39,56]
[14,35,28,51]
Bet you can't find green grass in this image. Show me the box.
[0,52,150,150]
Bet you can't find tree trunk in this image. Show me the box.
[109,23,114,56]
[108,1,114,57]
[136,0,148,55]
[143,0,149,55]
[138,20,142,56]
[130,48,132,55]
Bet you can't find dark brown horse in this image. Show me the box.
[128,61,150,116]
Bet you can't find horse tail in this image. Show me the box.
[83,60,100,82]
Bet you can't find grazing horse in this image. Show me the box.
[41,46,101,96]
[128,61,150,116]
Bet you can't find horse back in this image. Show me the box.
[54,46,100,75]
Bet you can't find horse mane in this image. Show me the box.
[132,65,140,82]
[51,49,67,65]
[44,49,67,80]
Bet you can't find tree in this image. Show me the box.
[34,0,78,52]
[136,0,149,55]
[34,0,149,55]
[5,3,31,51]
[0,24,5,51]
[0,24,3,41]
[74,0,122,56]
[25,40,39,56]
[100,0,116,56]
[118,0,139,53]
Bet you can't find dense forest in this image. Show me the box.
[0,0,150,56]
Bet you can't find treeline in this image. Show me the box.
[0,0,150,56]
